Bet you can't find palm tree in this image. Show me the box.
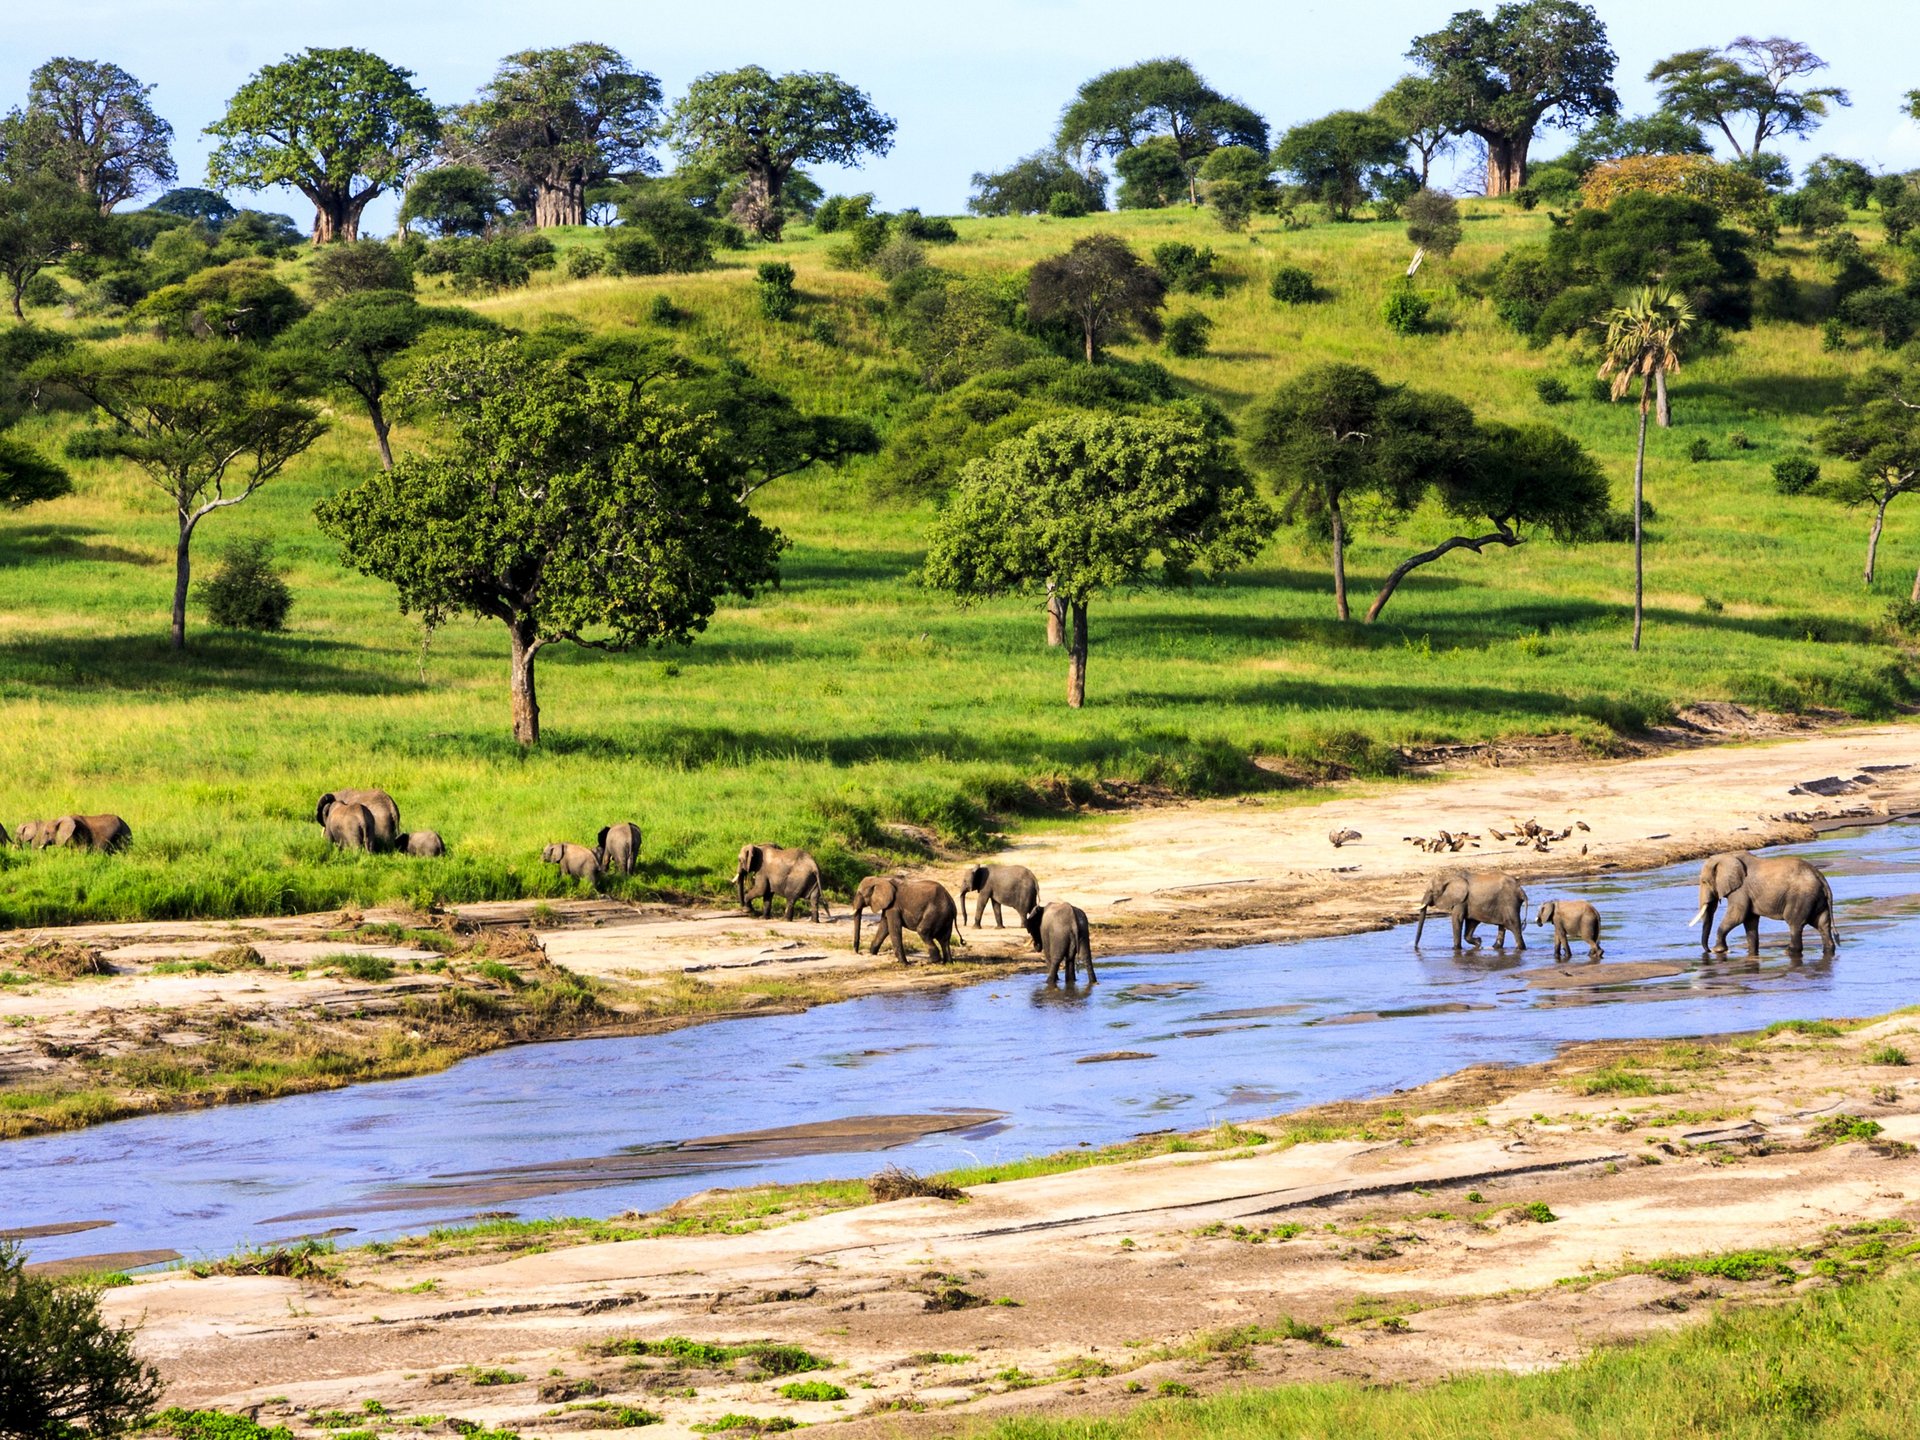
[1598,287,1695,651]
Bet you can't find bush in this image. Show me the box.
[812,192,873,233]
[1208,180,1253,232]
[20,272,64,308]
[1404,188,1462,258]
[872,235,925,282]
[1152,242,1224,296]
[1773,456,1821,495]
[1535,376,1572,405]
[564,248,606,279]
[309,240,412,301]
[1728,430,1754,450]
[647,294,686,326]
[1381,285,1431,335]
[1269,265,1315,303]
[1163,311,1214,358]
[894,210,958,244]
[1688,436,1713,463]
[0,1240,163,1439]
[1047,190,1088,219]
[198,536,293,632]
[604,233,660,277]
[756,261,798,321]
[828,214,892,269]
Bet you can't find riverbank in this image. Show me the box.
[3,718,1917,1138]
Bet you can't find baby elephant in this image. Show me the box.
[542,842,603,892]
[320,800,378,852]
[959,863,1038,928]
[1537,899,1604,961]
[399,830,446,858]
[315,789,399,852]
[1024,901,1095,985]
[596,822,641,877]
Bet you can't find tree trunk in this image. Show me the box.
[1911,558,1920,605]
[1366,531,1521,623]
[1066,601,1088,708]
[1866,496,1890,585]
[7,281,21,321]
[1632,384,1651,652]
[1083,315,1097,364]
[533,180,585,229]
[368,394,393,471]
[1483,133,1531,196]
[1045,582,1065,646]
[311,197,351,245]
[508,621,541,747]
[1654,367,1672,428]
[171,514,193,651]
[1330,499,1350,621]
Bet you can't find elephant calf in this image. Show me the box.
[1537,899,1603,961]
[1024,901,1095,985]
[317,789,400,852]
[1415,867,1527,951]
[48,813,133,853]
[543,843,604,892]
[597,822,641,877]
[959,863,1038,928]
[735,844,827,921]
[321,801,378,852]
[13,820,51,848]
[400,830,446,858]
[1693,851,1836,959]
[852,876,958,964]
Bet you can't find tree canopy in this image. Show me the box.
[1272,110,1411,220]
[1373,75,1457,187]
[399,165,506,237]
[968,151,1107,216]
[1649,37,1848,160]
[1026,233,1166,363]
[1056,59,1267,206]
[1816,364,1920,592]
[0,57,175,211]
[205,47,440,243]
[0,176,107,318]
[0,1240,162,1440]
[0,435,71,508]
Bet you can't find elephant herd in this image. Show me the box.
[4,812,133,853]
[1414,850,1839,961]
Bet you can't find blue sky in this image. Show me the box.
[6,0,1919,230]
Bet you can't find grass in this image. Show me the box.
[1570,1064,1680,1097]
[598,1337,831,1378]
[3,202,1915,927]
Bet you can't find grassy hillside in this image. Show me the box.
[0,201,1910,924]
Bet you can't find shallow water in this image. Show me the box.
[5,824,1918,1265]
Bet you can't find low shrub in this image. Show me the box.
[1535,375,1572,405]
[1269,266,1315,303]
[1163,310,1215,358]
[1381,285,1430,335]
[198,537,293,632]
[564,249,606,279]
[1773,455,1821,495]
[1687,437,1713,463]
[1047,190,1088,218]
[755,261,797,321]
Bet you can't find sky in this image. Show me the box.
[6,0,1920,232]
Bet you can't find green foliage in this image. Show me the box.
[139,258,306,342]
[151,1412,293,1440]
[775,1381,847,1402]
[1273,110,1411,220]
[198,536,293,632]
[1114,139,1191,210]
[604,1336,829,1377]
[1,58,176,209]
[1046,190,1089,219]
[1535,375,1572,405]
[970,152,1105,217]
[1838,287,1918,349]
[399,166,504,238]
[1688,437,1713,463]
[620,189,722,272]
[150,189,238,227]
[0,435,72,509]
[1773,455,1821,495]
[1269,266,1316,304]
[1809,1114,1883,1144]
[1207,180,1253,232]
[1651,39,1849,163]
[333,953,395,983]
[0,177,109,317]
[1163,311,1214,358]
[1151,242,1223,297]
[1056,58,1266,207]
[309,241,412,301]
[1561,111,1712,174]
[1404,188,1462,258]
[756,261,797,321]
[1866,1044,1909,1066]
[0,1240,163,1440]
[1380,285,1431,335]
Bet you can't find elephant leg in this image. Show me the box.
[1589,934,1603,961]
[785,893,799,921]
[1046,949,1063,984]
[1512,916,1525,951]
[1817,907,1837,956]
[889,912,909,964]
[1786,920,1806,962]
[1451,910,1464,951]
[992,898,1004,928]
[1744,914,1760,958]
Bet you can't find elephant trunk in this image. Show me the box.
[1414,905,1428,947]
[852,903,864,953]
[735,870,748,909]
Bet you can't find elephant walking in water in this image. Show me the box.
[1693,851,1836,959]
[959,864,1038,927]
[1537,899,1603,961]
[1024,901,1094,985]
[852,877,958,963]
[1415,868,1527,951]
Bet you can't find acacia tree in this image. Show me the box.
[0,1240,162,1440]
[1027,233,1165,363]
[1816,366,1920,594]
[924,413,1272,708]
[1272,110,1410,220]
[315,338,785,746]
[1597,286,1693,651]
[205,47,439,244]
[448,44,662,229]
[1366,422,1608,621]
[1057,58,1266,206]
[398,166,504,237]
[0,58,175,210]
[38,343,326,648]
[1409,0,1619,196]
[1374,75,1458,186]
[669,68,894,239]
[1245,363,1477,621]
[1649,38,1848,160]
[0,176,106,318]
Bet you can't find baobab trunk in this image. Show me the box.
[1045,582,1065,646]
[508,621,541,747]
[1482,134,1531,196]
[1865,496,1890,585]
[1632,383,1651,652]
[1329,502,1350,621]
[1066,601,1088,709]
[533,180,586,229]
[309,191,372,244]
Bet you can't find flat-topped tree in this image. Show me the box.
[205,47,439,244]
[1650,37,1848,161]
[1408,1,1618,196]
[923,412,1272,709]
[315,337,785,747]
[1,57,175,210]
[447,44,662,229]
[1056,58,1267,206]
[0,176,106,318]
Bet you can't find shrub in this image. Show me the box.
[21,272,64,308]
[1163,310,1214,358]
[309,240,412,300]
[776,1382,848,1402]
[894,210,958,244]
[1152,242,1224,296]
[1046,190,1088,219]
[755,262,797,321]
[198,537,292,632]
[1688,437,1713,463]
[1,1241,163,1439]
[1535,375,1572,405]
[872,235,925,282]
[647,294,686,326]
[1822,317,1848,351]
[1381,285,1430,335]
[1867,1044,1910,1066]
[333,954,394,982]
[1728,430,1755,450]
[1773,456,1821,495]
[1269,265,1315,303]
[1404,188,1462,257]
[604,233,660,277]
[1208,180,1253,232]
[564,249,606,279]
[1885,597,1920,636]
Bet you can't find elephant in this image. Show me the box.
[596,822,642,877]
[735,844,827,921]
[1415,868,1527,951]
[852,876,958,964]
[13,820,50,848]
[1692,851,1836,959]
[1024,901,1095,985]
[1536,899,1604,961]
[316,789,400,852]
[399,830,446,858]
[959,863,1038,928]
[542,842,603,892]
[49,813,133,853]
[321,801,377,852]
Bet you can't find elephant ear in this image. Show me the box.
[597,826,611,848]
[746,844,762,871]
[870,878,897,909]
[542,844,560,863]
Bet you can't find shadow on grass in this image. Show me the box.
[0,523,161,569]
[0,632,420,697]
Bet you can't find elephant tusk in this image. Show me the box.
[1688,905,1707,928]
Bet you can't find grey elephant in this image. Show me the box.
[959,863,1039,928]
[596,822,641,877]
[1415,868,1527,951]
[1692,851,1836,959]
[735,844,827,921]
[49,813,133,853]
[316,789,399,852]
[321,800,377,852]
[1537,899,1603,961]
[399,830,446,857]
[852,876,958,963]
[542,842,604,892]
[1024,901,1095,984]
[13,820,50,847]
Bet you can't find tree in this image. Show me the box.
[1245,363,1478,620]
[1649,37,1848,160]
[1597,286,1693,651]
[0,1240,162,1440]
[447,44,661,229]
[1057,59,1267,207]
[205,47,440,244]
[968,150,1106,216]
[669,68,895,239]
[1273,110,1411,220]
[1404,188,1462,257]
[0,58,175,210]
[277,292,456,468]
[148,187,237,227]
[923,412,1272,708]
[1409,1,1619,196]
[0,435,71,506]
[0,177,106,318]
[1374,75,1458,187]
[1026,233,1166,363]
[138,258,307,343]
[316,338,783,746]
[38,342,326,648]
[1560,110,1712,172]
[1113,138,1191,209]
[398,166,503,237]
[1366,421,1608,620]
[1816,366,1920,595]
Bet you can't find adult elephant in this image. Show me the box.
[1414,868,1527,951]
[597,822,642,877]
[1692,851,1836,959]
[316,789,400,851]
[852,877,958,964]
[735,844,827,921]
[49,814,133,853]
[959,864,1038,928]
[320,801,376,852]
[1024,901,1095,985]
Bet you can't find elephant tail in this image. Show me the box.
[1819,870,1838,937]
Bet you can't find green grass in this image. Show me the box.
[5,202,1914,925]
[599,1337,830,1378]
[1571,1064,1679,1097]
